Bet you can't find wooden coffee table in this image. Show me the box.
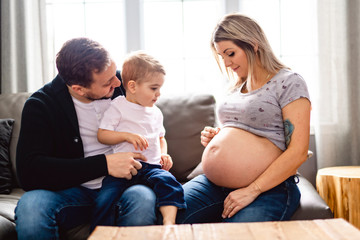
[88,218,360,240]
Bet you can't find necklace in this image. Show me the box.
[243,72,271,93]
[265,72,271,82]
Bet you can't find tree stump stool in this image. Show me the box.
[316,166,360,229]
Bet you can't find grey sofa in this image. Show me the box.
[0,92,333,240]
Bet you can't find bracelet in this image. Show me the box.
[254,181,262,193]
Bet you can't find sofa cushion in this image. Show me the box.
[0,119,15,194]
[156,94,216,182]
[0,92,32,188]
[0,188,24,222]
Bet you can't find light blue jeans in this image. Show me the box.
[176,174,300,223]
[15,184,157,240]
[91,162,186,231]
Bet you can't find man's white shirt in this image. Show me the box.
[72,97,112,189]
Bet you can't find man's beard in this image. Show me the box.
[85,96,112,101]
[84,90,114,101]
[84,92,113,101]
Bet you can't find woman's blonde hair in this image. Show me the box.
[121,51,166,90]
[211,13,287,90]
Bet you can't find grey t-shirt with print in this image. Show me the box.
[217,68,310,151]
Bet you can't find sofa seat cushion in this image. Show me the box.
[0,188,24,222]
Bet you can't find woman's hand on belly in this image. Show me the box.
[200,126,220,147]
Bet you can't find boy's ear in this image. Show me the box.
[127,80,136,93]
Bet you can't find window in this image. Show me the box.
[238,0,318,73]
[143,0,224,96]
[45,0,225,98]
[238,0,318,126]
[46,0,126,77]
[45,0,317,106]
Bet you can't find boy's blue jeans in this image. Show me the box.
[176,174,300,223]
[15,184,157,240]
[91,162,186,231]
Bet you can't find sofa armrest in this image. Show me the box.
[0,215,16,240]
[291,174,333,220]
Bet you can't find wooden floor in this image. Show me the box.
[89,218,360,240]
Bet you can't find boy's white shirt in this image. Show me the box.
[72,96,113,189]
[99,95,165,165]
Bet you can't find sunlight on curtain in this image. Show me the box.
[316,0,360,168]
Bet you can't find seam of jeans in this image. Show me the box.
[279,180,292,220]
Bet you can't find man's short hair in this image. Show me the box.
[56,37,112,88]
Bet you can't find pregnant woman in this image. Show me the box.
[176,13,311,223]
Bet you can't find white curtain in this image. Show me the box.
[315,0,360,168]
[1,0,48,93]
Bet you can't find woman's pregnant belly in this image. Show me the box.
[201,127,283,188]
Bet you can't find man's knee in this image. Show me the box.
[15,190,58,239]
[16,190,55,222]
[122,185,156,204]
[116,185,157,226]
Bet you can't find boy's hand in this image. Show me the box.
[200,126,220,147]
[160,154,173,171]
[125,133,149,151]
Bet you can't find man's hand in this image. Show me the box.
[106,152,147,180]
[160,154,173,171]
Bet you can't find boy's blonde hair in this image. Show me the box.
[211,13,287,90]
[121,51,166,90]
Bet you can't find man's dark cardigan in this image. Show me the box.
[16,72,125,191]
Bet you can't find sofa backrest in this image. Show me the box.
[156,94,216,182]
[0,92,216,187]
[0,91,317,188]
[0,92,32,187]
